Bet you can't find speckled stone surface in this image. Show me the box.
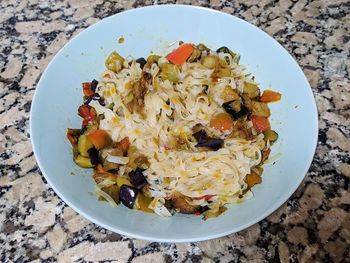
[0,0,349,262]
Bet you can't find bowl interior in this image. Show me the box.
[30,5,318,242]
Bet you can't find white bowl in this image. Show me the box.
[30,5,318,242]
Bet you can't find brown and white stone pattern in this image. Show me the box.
[0,0,349,262]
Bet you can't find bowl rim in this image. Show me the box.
[30,4,319,242]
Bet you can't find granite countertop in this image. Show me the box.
[1,0,349,262]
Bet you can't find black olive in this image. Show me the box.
[91,79,98,91]
[87,147,99,165]
[193,130,224,151]
[128,168,148,189]
[119,185,138,209]
[222,101,249,119]
[136,57,147,69]
[193,130,207,142]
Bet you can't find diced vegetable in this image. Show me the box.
[91,79,98,92]
[87,129,112,150]
[88,147,99,165]
[114,137,130,154]
[99,147,123,171]
[100,184,119,203]
[220,87,240,103]
[119,185,138,209]
[260,90,281,103]
[78,105,96,126]
[135,194,153,213]
[261,148,271,163]
[251,101,271,117]
[105,51,125,73]
[160,63,180,83]
[197,43,210,52]
[166,43,194,65]
[212,66,231,78]
[129,168,147,189]
[201,54,218,69]
[263,130,278,142]
[74,155,94,168]
[245,172,262,188]
[216,46,238,62]
[77,135,94,157]
[146,55,161,67]
[243,81,260,98]
[171,192,199,214]
[135,57,147,69]
[66,128,80,145]
[193,130,224,151]
[251,115,271,133]
[93,172,118,185]
[82,82,94,97]
[209,112,233,131]
[222,101,249,119]
[187,46,201,62]
[116,176,132,188]
[203,206,227,220]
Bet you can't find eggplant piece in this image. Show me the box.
[91,79,98,91]
[192,130,224,151]
[222,101,249,119]
[119,185,138,209]
[136,57,147,69]
[203,206,227,220]
[88,147,99,165]
[128,168,147,189]
[171,192,199,214]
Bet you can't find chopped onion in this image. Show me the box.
[106,155,129,164]
[97,178,116,188]
[95,187,117,207]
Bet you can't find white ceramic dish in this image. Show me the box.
[30,5,318,242]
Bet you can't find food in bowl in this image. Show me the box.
[66,42,281,220]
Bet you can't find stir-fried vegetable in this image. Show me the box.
[264,130,278,142]
[166,43,194,65]
[119,184,138,209]
[243,81,260,98]
[77,135,94,157]
[193,130,224,151]
[74,154,94,168]
[245,171,262,188]
[260,90,282,103]
[87,130,112,150]
[129,168,147,189]
[160,63,180,83]
[222,101,249,119]
[105,51,125,73]
[210,112,233,131]
[135,57,147,69]
[251,115,271,133]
